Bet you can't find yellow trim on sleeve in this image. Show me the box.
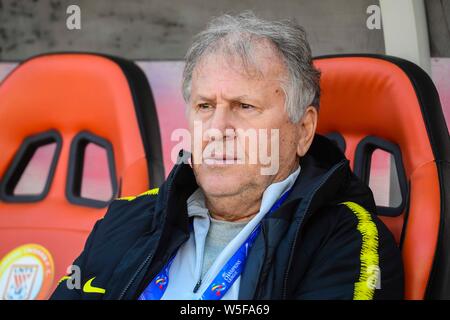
[341,201,379,300]
[58,275,70,284]
[116,187,159,201]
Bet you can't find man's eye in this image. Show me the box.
[240,103,254,110]
[198,103,212,110]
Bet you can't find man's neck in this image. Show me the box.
[206,191,261,222]
[204,163,300,222]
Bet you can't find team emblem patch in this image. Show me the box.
[0,244,54,300]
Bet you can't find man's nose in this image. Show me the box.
[206,106,235,140]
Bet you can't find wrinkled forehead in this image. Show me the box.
[192,38,288,91]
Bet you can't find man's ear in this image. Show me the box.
[296,106,318,157]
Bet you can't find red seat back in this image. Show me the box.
[0,53,164,299]
[314,55,450,299]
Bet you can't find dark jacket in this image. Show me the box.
[50,134,404,300]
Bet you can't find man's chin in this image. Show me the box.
[199,174,245,197]
[194,165,256,196]
[200,183,241,198]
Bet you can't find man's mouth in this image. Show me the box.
[203,155,241,165]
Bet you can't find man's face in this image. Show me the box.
[188,44,304,199]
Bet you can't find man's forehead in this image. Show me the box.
[191,76,283,101]
[192,59,285,96]
[192,47,286,83]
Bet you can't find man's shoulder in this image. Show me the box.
[79,187,161,267]
[95,187,161,236]
[305,200,394,244]
[114,187,160,202]
[289,200,403,299]
[297,199,400,268]
[106,187,160,217]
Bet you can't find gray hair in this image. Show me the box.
[182,11,321,123]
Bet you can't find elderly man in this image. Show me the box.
[51,12,403,300]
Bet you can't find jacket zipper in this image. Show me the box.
[118,177,176,300]
[119,251,155,300]
[281,160,346,299]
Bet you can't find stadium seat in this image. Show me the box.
[0,53,164,299]
[314,55,450,299]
